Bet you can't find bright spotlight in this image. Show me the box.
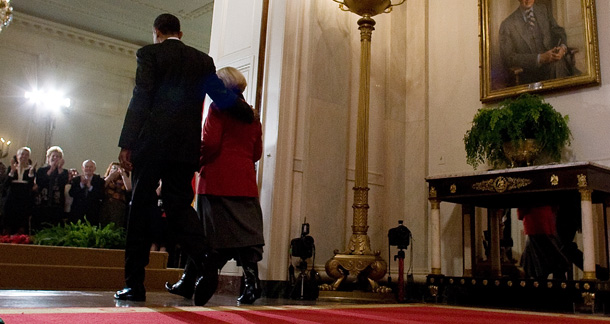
[24,90,44,104]
[25,89,71,111]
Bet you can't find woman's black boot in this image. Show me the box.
[165,258,197,298]
[237,263,262,304]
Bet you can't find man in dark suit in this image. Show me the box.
[114,13,253,305]
[499,0,577,85]
[68,159,104,225]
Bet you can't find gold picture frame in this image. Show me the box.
[479,0,600,102]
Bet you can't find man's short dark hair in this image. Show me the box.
[153,13,181,35]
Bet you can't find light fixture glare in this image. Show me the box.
[25,89,71,110]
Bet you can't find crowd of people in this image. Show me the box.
[0,146,133,236]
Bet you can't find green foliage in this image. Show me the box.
[32,219,126,249]
[464,94,572,169]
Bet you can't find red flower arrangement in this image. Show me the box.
[0,234,31,244]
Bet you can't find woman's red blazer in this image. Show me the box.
[197,104,262,197]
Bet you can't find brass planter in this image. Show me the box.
[503,139,541,167]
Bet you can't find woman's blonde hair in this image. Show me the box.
[217,66,247,94]
[17,146,32,156]
[46,145,64,159]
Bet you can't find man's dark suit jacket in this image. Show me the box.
[118,39,240,171]
[68,174,104,224]
[499,4,570,84]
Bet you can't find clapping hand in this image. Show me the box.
[81,174,92,188]
[108,167,124,181]
[50,157,64,170]
[10,159,18,176]
[28,162,37,177]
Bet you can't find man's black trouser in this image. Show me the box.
[124,161,208,289]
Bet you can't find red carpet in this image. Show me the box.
[1,304,609,324]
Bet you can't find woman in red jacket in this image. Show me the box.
[166,67,264,304]
[518,205,569,280]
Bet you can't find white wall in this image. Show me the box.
[0,13,137,173]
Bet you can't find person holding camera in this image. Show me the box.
[165,66,264,305]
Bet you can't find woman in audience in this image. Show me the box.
[63,168,79,219]
[0,161,8,232]
[3,147,36,235]
[99,162,132,228]
[150,180,168,252]
[34,146,69,230]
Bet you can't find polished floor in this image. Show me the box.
[1,288,609,320]
[0,289,338,309]
[2,288,610,324]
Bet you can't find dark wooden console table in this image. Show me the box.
[426,162,610,278]
[425,162,610,310]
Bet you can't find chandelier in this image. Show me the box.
[1,0,13,33]
[1,137,10,159]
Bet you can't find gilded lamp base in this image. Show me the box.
[320,252,389,293]
[318,290,395,303]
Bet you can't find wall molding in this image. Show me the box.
[12,12,140,58]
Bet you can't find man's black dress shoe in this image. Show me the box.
[114,287,146,301]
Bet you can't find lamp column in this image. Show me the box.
[350,14,374,257]
[43,115,56,154]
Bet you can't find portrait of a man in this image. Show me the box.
[499,0,580,85]
[481,0,599,102]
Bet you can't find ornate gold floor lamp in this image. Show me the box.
[322,0,405,293]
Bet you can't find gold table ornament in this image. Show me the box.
[471,176,532,193]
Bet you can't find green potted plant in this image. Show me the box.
[464,93,572,169]
[32,218,126,249]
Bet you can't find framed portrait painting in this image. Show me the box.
[479,0,600,102]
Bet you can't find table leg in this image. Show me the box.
[430,198,441,275]
[580,189,596,280]
[489,209,502,277]
[463,205,474,277]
